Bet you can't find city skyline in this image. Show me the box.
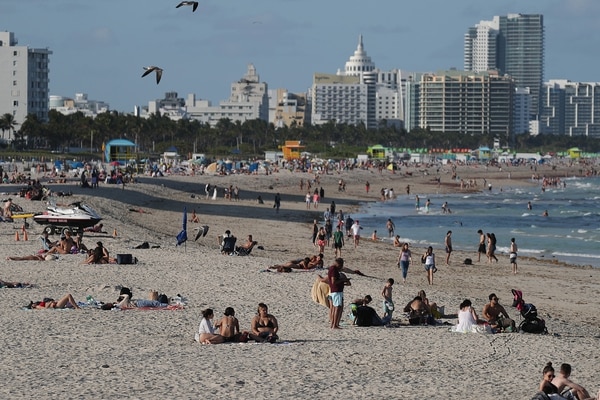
[2,0,600,113]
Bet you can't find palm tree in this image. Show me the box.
[0,113,18,142]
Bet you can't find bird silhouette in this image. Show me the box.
[176,1,198,12]
[141,66,163,84]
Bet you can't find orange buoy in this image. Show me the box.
[15,231,20,241]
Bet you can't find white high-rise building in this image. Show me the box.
[464,19,499,73]
[312,35,410,129]
[0,31,52,141]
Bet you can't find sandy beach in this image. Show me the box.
[0,161,598,399]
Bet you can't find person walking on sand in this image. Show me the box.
[477,230,486,262]
[397,243,412,283]
[509,237,518,274]
[444,231,453,265]
[423,246,436,285]
[333,225,344,257]
[350,219,362,248]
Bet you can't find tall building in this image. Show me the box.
[418,70,514,136]
[312,35,411,129]
[540,80,600,137]
[0,31,52,141]
[464,14,544,119]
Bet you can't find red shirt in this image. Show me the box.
[328,265,344,293]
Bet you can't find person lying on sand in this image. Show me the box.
[269,254,324,271]
[27,294,80,309]
[7,254,57,261]
[0,279,33,288]
[84,223,106,233]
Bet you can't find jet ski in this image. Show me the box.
[34,201,102,234]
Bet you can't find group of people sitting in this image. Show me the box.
[219,231,258,256]
[195,303,278,344]
[536,362,597,400]
[451,293,517,334]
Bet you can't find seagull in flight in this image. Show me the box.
[141,66,163,84]
[176,1,199,12]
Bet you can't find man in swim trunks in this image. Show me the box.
[482,293,515,332]
[444,230,452,265]
[328,258,351,329]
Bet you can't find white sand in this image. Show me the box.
[0,164,598,398]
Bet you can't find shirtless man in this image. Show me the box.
[482,293,516,332]
[477,229,486,262]
[46,231,75,255]
[552,363,591,400]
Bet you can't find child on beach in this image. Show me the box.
[381,278,394,323]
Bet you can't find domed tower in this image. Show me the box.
[342,34,376,77]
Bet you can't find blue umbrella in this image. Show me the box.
[176,207,188,246]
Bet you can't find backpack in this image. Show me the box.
[521,303,538,320]
[519,317,547,334]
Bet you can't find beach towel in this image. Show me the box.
[311,278,330,308]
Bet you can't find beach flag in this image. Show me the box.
[176,207,188,247]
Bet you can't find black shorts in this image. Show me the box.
[478,244,486,253]
[334,242,343,249]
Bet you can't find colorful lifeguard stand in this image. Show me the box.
[280,141,305,160]
[104,139,136,163]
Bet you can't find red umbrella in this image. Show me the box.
[109,161,121,166]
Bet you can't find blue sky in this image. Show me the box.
[2,0,600,112]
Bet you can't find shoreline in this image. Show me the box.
[0,161,599,398]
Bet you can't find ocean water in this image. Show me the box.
[353,176,600,268]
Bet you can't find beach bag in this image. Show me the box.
[157,294,169,304]
[117,254,135,264]
[519,317,547,334]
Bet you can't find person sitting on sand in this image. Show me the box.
[450,299,488,333]
[552,363,592,400]
[73,232,89,254]
[214,307,248,343]
[538,362,564,398]
[84,223,105,233]
[190,209,200,223]
[83,241,115,264]
[46,231,75,255]
[28,294,80,309]
[482,293,516,332]
[418,290,442,319]
[393,235,401,247]
[195,308,224,344]
[249,303,279,343]
[403,295,434,325]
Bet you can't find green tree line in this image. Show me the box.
[3,111,599,159]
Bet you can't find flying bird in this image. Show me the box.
[176,1,199,12]
[141,66,163,84]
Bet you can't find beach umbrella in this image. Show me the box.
[176,207,188,248]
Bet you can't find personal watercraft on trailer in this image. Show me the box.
[34,202,102,234]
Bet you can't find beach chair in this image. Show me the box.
[220,236,237,255]
[235,241,257,256]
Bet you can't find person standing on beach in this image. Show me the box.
[328,258,351,329]
[311,220,319,247]
[415,195,420,210]
[444,231,453,265]
[477,230,486,262]
[509,238,518,274]
[386,218,395,238]
[333,225,344,257]
[381,278,394,323]
[305,192,311,209]
[365,181,370,193]
[274,193,281,213]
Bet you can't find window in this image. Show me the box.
[13,80,17,86]
[13,101,18,106]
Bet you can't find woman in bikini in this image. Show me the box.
[30,294,80,309]
[214,307,248,342]
[249,303,278,343]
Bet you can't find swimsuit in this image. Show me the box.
[257,319,275,329]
